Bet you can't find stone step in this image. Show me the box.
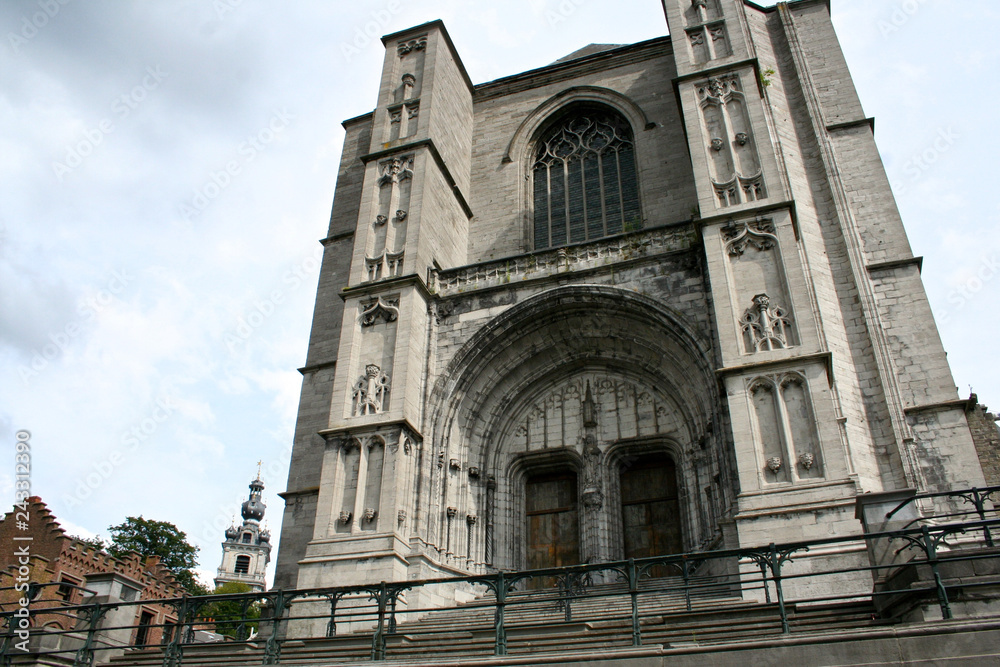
[108,594,882,667]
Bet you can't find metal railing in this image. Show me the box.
[1,487,997,666]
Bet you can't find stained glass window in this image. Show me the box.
[532,110,641,250]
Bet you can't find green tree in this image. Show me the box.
[106,517,208,595]
[201,582,261,639]
[69,535,107,552]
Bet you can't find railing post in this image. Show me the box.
[370,582,388,661]
[756,558,771,604]
[923,526,952,620]
[326,593,339,638]
[972,488,994,547]
[628,559,641,647]
[493,571,507,656]
[682,558,691,613]
[263,590,286,665]
[162,597,187,667]
[770,544,790,634]
[73,603,105,667]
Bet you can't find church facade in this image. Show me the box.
[274,0,988,599]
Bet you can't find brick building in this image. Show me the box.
[0,498,182,647]
[273,0,991,630]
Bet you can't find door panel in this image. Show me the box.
[621,457,682,562]
[526,473,580,571]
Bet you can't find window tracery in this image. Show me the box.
[532,109,641,249]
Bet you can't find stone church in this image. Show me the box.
[273,0,989,600]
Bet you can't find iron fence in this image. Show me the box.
[0,486,996,666]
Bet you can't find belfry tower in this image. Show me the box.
[215,471,272,591]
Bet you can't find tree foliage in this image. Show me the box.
[202,582,261,639]
[106,516,207,595]
[70,535,107,552]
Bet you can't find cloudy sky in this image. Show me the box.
[1,1,997,588]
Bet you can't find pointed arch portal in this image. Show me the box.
[425,286,735,572]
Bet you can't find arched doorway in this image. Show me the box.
[620,454,682,560]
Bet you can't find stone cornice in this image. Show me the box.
[694,199,796,229]
[297,359,337,376]
[340,274,434,302]
[715,351,834,381]
[826,117,875,134]
[320,230,355,246]
[317,418,423,444]
[432,221,698,297]
[277,486,319,500]
[866,256,923,274]
[360,139,473,219]
[903,399,971,416]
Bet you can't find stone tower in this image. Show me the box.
[274,0,988,617]
[215,473,271,591]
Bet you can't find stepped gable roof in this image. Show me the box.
[0,497,184,598]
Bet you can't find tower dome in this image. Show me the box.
[241,476,266,522]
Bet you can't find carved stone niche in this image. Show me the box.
[740,293,793,352]
[360,296,399,327]
[352,364,390,416]
[396,37,426,56]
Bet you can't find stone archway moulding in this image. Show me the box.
[502,86,655,164]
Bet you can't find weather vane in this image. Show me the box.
[256,460,263,479]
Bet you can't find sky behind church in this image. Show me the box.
[1,0,997,588]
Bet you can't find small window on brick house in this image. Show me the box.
[134,610,155,647]
[56,577,77,603]
[234,555,251,574]
[532,107,641,250]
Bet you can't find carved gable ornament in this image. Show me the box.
[360,296,400,327]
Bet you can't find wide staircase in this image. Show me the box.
[109,577,888,666]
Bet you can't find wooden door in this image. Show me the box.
[526,472,580,571]
[621,456,682,563]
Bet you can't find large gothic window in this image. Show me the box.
[532,108,640,250]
